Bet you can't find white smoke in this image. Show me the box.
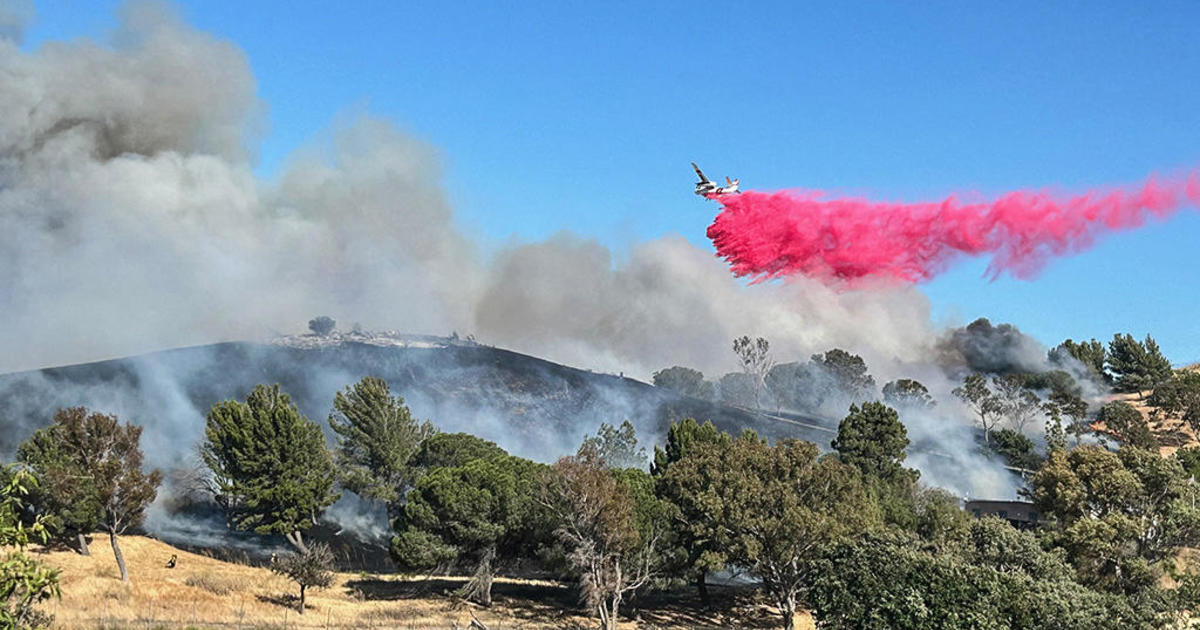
[0,2,941,382]
[0,2,1045,507]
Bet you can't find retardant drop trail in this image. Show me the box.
[706,172,1200,285]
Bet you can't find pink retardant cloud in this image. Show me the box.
[706,172,1200,285]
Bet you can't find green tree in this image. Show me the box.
[410,432,508,470]
[201,384,339,553]
[651,417,727,477]
[270,542,334,615]
[1147,371,1200,431]
[953,374,1004,444]
[1045,388,1089,446]
[18,408,161,582]
[1,465,61,629]
[543,446,664,630]
[1176,447,1200,480]
[832,402,915,483]
[805,530,1142,630]
[1097,401,1156,450]
[579,420,647,470]
[1044,406,1068,453]
[812,348,877,402]
[1030,446,1200,597]
[327,376,434,518]
[659,437,879,630]
[1022,370,1083,399]
[988,428,1043,470]
[1107,334,1173,395]
[1054,338,1109,382]
[651,366,715,401]
[17,420,103,555]
[391,455,550,606]
[651,418,732,602]
[881,379,935,409]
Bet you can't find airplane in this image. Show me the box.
[692,162,739,197]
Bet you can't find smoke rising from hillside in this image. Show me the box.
[707,177,1199,285]
[0,1,936,381]
[0,1,1038,539]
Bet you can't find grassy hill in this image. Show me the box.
[0,337,840,558]
[37,535,798,629]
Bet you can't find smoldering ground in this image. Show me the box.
[0,1,1072,549]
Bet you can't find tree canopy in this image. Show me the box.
[881,379,934,409]
[1030,446,1200,597]
[1053,338,1109,382]
[832,402,914,483]
[18,408,161,582]
[544,446,664,630]
[391,454,550,606]
[328,376,434,515]
[953,374,1004,444]
[651,366,714,401]
[1148,371,1200,431]
[1,465,61,629]
[410,432,508,471]
[1108,334,1173,394]
[658,436,879,630]
[1097,401,1156,450]
[578,420,647,470]
[201,384,339,552]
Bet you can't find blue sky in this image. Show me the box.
[22,1,1200,363]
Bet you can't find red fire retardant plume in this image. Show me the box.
[706,172,1200,285]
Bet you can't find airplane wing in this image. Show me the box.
[691,162,710,183]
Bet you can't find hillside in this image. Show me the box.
[0,334,842,554]
[36,535,795,629]
[0,336,834,459]
[1092,364,1200,456]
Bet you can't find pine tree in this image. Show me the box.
[1107,334,1173,395]
[650,418,732,602]
[1055,338,1109,381]
[202,384,339,552]
[328,377,434,518]
[832,402,915,482]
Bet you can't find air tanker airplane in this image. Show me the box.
[692,162,739,197]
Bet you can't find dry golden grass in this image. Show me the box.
[32,535,795,629]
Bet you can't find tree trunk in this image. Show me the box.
[299,583,306,615]
[606,594,621,630]
[285,530,309,554]
[696,569,709,605]
[779,595,797,630]
[110,532,128,582]
[76,532,90,556]
[459,546,496,606]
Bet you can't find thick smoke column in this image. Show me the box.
[707,174,1200,284]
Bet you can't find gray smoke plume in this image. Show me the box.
[937,318,1052,376]
[0,0,1037,546]
[0,2,939,380]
